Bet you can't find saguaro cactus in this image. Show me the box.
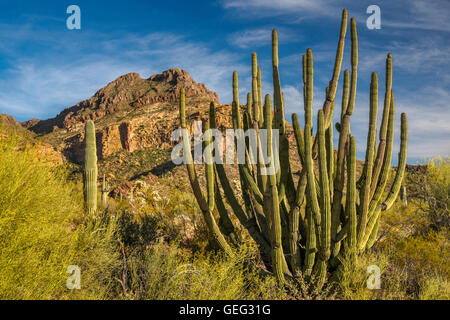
[84,120,98,215]
[101,174,109,208]
[178,8,408,288]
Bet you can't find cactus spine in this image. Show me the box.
[179,9,408,287]
[84,120,98,215]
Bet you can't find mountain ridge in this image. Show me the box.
[23,68,219,134]
[21,68,228,164]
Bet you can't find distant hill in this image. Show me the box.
[22,68,228,164]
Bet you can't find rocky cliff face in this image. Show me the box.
[22,68,228,164]
[0,114,63,165]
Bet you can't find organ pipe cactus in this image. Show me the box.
[178,8,408,288]
[84,120,98,215]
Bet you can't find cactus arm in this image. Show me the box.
[302,48,322,229]
[346,17,358,116]
[233,71,263,194]
[346,136,357,261]
[325,86,335,198]
[323,8,348,126]
[356,72,379,248]
[331,17,358,250]
[179,90,232,255]
[264,93,287,284]
[365,216,380,250]
[232,71,241,128]
[326,126,334,198]
[303,205,316,278]
[288,118,307,276]
[312,110,331,287]
[288,204,302,275]
[318,111,331,257]
[272,30,293,205]
[247,93,253,120]
[368,90,396,218]
[230,101,264,205]
[292,113,305,166]
[254,119,268,194]
[341,69,350,123]
[251,52,260,123]
[204,120,215,212]
[360,113,407,250]
[304,122,322,244]
[302,54,307,114]
[291,112,308,211]
[311,9,347,158]
[215,162,272,262]
[179,88,209,212]
[214,175,239,246]
[272,29,284,131]
[84,120,98,215]
[304,49,314,130]
[303,50,322,239]
[241,165,264,204]
[370,54,393,198]
[257,66,264,126]
[380,112,408,209]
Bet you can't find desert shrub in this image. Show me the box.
[0,131,120,299]
[362,158,450,300]
[418,275,450,300]
[116,242,289,300]
[407,157,449,232]
[129,186,212,252]
[115,210,159,248]
[0,132,82,299]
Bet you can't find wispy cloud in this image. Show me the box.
[382,0,450,32]
[227,27,300,49]
[0,24,246,120]
[221,0,339,18]
[0,2,448,163]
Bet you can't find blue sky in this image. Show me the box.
[0,0,448,163]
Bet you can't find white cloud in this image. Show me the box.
[0,27,247,120]
[382,0,450,32]
[221,0,338,18]
[227,27,300,49]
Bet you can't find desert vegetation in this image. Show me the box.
[0,8,448,300]
[0,123,448,299]
[178,9,408,290]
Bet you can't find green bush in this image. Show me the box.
[118,242,288,300]
[0,131,119,299]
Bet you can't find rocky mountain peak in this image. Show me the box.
[23,68,219,135]
[21,68,223,164]
[148,68,192,85]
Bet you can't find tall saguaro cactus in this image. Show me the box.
[178,8,408,288]
[84,120,98,215]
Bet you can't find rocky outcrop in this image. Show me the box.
[23,68,219,134]
[57,102,234,164]
[24,68,226,164]
[0,114,63,165]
